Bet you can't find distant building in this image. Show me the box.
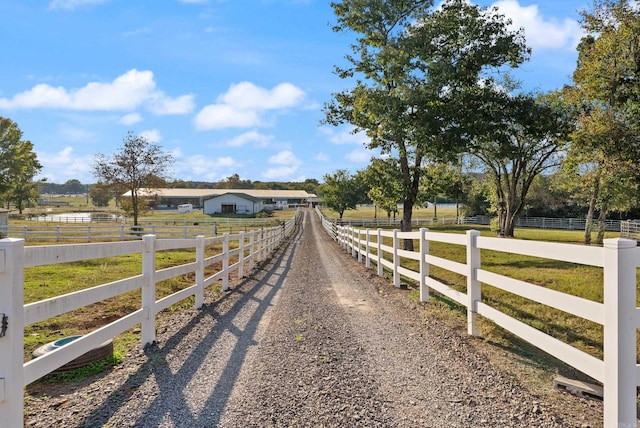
[122,188,315,214]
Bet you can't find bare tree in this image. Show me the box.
[94,132,173,226]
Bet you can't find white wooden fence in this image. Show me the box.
[0,221,284,242]
[621,220,640,241]
[317,209,638,427]
[0,212,300,427]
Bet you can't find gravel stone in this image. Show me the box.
[24,209,604,427]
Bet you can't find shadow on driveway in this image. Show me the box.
[78,216,304,427]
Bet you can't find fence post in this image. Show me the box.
[420,228,429,302]
[365,229,371,269]
[351,227,357,258]
[0,238,25,427]
[87,226,91,243]
[141,234,157,346]
[222,233,230,291]
[239,232,245,278]
[393,229,400,288]
[56,226,60,242]
[602,238,637,427]
[466,230,481,336]
[195,235,205,309]
[249,230,255,271]
[120,225,125,241]
[377,228,383,277]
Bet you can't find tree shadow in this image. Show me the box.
[76,216,304,427]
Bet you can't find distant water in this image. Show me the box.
[28,212,122,223]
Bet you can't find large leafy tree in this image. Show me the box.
[471,91,573,237]
[360,158,403,219]
[325,0,529,249]
[0,117,43,211]
[320,169,366,219]
[94,132,174,226]
[566,0,640,244]
[89,181,113,207]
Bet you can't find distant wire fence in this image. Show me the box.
[333,216,625,233]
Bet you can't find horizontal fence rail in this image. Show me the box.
[0,211,300,427]
[621,220,640,240]
[0,220,286,242]
[315,208,638,427]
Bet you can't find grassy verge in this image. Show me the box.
[322,206,631,383]
[23,241,231,381]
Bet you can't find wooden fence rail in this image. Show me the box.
[0,212,300,427]
[316,208,637,427]
[0,222,284,242]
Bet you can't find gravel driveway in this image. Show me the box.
[24,209,603,427]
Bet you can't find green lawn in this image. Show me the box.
[321,206,631,372]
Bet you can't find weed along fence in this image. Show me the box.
[0,212,300,427]
[316,209,638,427]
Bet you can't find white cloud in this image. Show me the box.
[345,149,372,163]
[148,93,195,115]
[173,153,240,181]
[314,152,330,162]
[58,124,98,143]
[36,146,94,183]
[320,125,370,146]
[261,150,303,180]
[218,82,305,110]
[195,105,261,129]
[140,129,162,143]
[119,113,142,125]
[195,81,305,130]
[224,131,273,148]
[49,0,109,10]
[262,166,301,180]
[491,0,583,50]
[269,150,302,166]
[0,69,194,115]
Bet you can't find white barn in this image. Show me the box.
[203,192,263,215]
[122,188,314,214]
[203,189,313,215]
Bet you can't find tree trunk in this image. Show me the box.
[132,193,139,226]
[584,181,599,245]
[596,200,608,245]
[433,197,437,220]
[503,213,516,238]
[402,200,414,251]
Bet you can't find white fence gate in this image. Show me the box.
[0,212,299,427]
[317,208,638,428]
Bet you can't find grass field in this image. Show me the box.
[21,203,628,388]
[21,208,295,383]
[321,205,632,385]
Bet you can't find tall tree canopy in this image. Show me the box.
[565,0,640,244]
[0,117,43,212]
[471,90,573,237]
[320,169,367,219]
[324,0,529,248]
[94,132,174,226]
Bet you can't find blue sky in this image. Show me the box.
[0,0,588,185]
